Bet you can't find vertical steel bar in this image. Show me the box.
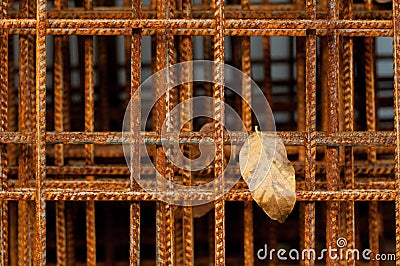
[241,1,251,135]
[175,218,183,265]
[28,11,36,253]
[130,199,140,266]
[27,14,36,257]
[18,0,33,263]
[124,0,132,107]
[393,0,400,262]
[240,0,253,264]
[129,0,142,264]
[28,1,36,133]
[262,0,272,108]
[204,7,213,122]
[304,36,317,264]
[6,2,15,168]
[304,0,316,264]
[62,32,71,135]
[155,19,168,266]
[7,24,15,266]
[155,0,176,262]
[342,0,355,264]
[368,202,379,264]
[204,37,213,125]
[150,0,157,128]
[321,39,328,134]
[213,0,225,263]
[65,206,76,266]
[0,0,8,264]
[364,0,377,176]
[34,0,47,264]
[180,0,194,263]
[326,0,340,264]
[84,1,96,265]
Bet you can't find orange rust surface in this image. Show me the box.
[0,0,398,265]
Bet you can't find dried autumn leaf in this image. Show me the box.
[239,130,296,223]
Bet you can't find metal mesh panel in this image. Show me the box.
[0,0,399,264]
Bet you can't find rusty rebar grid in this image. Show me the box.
[0,0,398,265]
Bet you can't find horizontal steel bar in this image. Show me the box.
[5,28,393,37]
[0,131,394,146]
[0,19,393,31]
[0,189,395,201]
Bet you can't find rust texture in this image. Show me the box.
[0,0,399,265]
